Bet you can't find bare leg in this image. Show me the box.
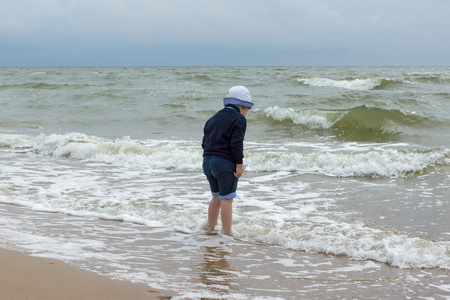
[208,196,221,230]
[220,198,233,236]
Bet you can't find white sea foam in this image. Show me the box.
[246,148,448,177]
[298,77,382,90]
[234,202,450,269]
[264,106,337,129]
[1,133,448,178]
[0,132,201,170]
[1,141,449,270]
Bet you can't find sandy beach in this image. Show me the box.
[0,248,166,300]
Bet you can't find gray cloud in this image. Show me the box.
[1,0,449,66]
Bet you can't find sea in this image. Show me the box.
[1,66,449,299]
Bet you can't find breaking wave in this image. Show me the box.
[297,77,396,90]
[1,132,448,178]
[263,105,445,142]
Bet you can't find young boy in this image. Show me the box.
[202,86,254,236]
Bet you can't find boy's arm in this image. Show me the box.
[230,117,246,165]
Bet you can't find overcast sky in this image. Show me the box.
[1,0,449,67]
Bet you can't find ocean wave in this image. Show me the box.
[330,105,432,142]
[263,105,442,142]
[1,133,448,178]
[297,76,408,91]
[236,216,450,269]
[246,148,449,177]
[297,77,383,90]
[0,133,201,170]
[0,82,93,90]
[183,74,215,82]
[407,72,450,84]
[263,106,340,129]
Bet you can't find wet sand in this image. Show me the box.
[0,248,166,300]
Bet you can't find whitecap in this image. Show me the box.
[298,77,382,90]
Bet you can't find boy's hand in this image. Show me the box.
[234,164,244,178]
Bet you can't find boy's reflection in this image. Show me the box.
[199,243,237,293]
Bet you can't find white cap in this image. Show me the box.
[223,86,254,109]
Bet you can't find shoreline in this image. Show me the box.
[1,202,449,299]
[0,248,168,300]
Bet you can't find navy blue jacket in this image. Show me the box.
[202,104,247,165]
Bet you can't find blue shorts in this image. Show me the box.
[203,156,238,200]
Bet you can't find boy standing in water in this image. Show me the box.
[202,86,254,236]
